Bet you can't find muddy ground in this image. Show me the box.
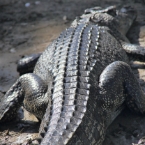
[0,0,145,144]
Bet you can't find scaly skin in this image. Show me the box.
[1,5,145,145]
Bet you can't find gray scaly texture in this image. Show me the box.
[1,5,145,145]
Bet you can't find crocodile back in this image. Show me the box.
[34,20,129,144]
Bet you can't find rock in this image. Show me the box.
[25,3,31,7]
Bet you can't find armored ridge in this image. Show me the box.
[37,20,129,144]
[1,5,145,145]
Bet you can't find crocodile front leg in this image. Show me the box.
[0,73,49,122]
[17,53,42,75]
[122,42,145,61]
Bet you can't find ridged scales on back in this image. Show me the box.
[1,5,145,145]
[37,21,129,144]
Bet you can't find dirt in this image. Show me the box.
[0,0,145,144]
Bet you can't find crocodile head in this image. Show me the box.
[115,5,137,35]
[75,5,137,35]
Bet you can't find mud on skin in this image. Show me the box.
[1,4,145,145]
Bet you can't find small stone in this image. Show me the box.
[63,16,67,21]
[31,140,39,144]
[25,3,31,7]
[35,1,40,5]
[10,48,16,53]
[63,16,68,23]
[5,136,9,140]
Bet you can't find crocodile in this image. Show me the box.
[1,5,145,145]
